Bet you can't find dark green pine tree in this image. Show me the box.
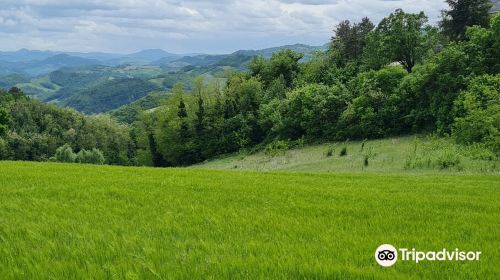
[177,98,190,142]
[148,133,164,167]
[195,96,205,137]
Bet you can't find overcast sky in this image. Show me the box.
[0,0,448,54]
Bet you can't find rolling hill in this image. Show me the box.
[1,43,326,114]
[110,91,171,124]
[62,78,161,114]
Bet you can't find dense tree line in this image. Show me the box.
[135,2,499,167]
[1,0,498,167]
[0,88,133,165]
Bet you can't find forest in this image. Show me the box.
[0,0,499,167]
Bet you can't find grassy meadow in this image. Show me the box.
[196,136,500,174]
[0,161,499,279]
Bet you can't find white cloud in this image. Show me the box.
[0,0,448,53]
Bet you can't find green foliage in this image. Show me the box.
[0,107,10,136]
[132,14,499,167]
[0,89,132,165]
[364,9,435,73]
[249,49,303,89]
[338,67,407,138]
[339,147,347,157]
[0,74,30,88]
[404,137,464,170]
[434,149,462,169]
[265,140,289,156]
[198,136,499,173]
[76,148,105,165]
[264,83,349,140]
[64,78,160,114]
[362,147,377,167]
[440,0,493,41]
[110,91,170,124]
[329,17,374,66]
[4,7,499,169]
[0,138,8,160]
[54,144,77,163]
[452,74,500,155]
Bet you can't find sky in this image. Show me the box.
[0,0,448,54]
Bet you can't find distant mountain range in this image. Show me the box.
[0,43,327,115]
[0,44,326,77]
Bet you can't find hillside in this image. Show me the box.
[63,78,160,114]
[110,91,171,124]
[156,44,326,72]
[195,136,500,174]
[0,44,324,114]
[0,161,498,279]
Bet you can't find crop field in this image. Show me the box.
[0,161,499,279]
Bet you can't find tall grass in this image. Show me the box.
[197,136,500,174]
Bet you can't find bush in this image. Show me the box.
[434,150,461,170]
[267,83,349,140]
[452,74,500,156]
[265,140,289,156]
[76,148,105,165]
[340,147,348,157]
[54,144,77,163]
[0,138,8,160]
[363,147,377,167]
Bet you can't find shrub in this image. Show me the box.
[464,143,497,161]
[340,147,348,157]
[54,144,77,163]
[265,140,289,156]
[452,74,500,156]
[434,150,461,170]
[363,147,377,167]
[76,148,105,165]
[295,136,305,148]
[0,138,8,160]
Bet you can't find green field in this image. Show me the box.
[0,161,499,279]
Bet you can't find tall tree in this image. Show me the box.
[440,0,493,41]
[367,9,433,73]
[148,133,164,167]
[330,17,374,65]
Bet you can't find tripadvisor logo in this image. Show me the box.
[375,244,398,267]
[375,244,481,267]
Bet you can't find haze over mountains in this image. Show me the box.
[0,44,326,115]
[0,44,324,77]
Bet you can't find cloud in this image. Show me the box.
[0,0,448,53]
